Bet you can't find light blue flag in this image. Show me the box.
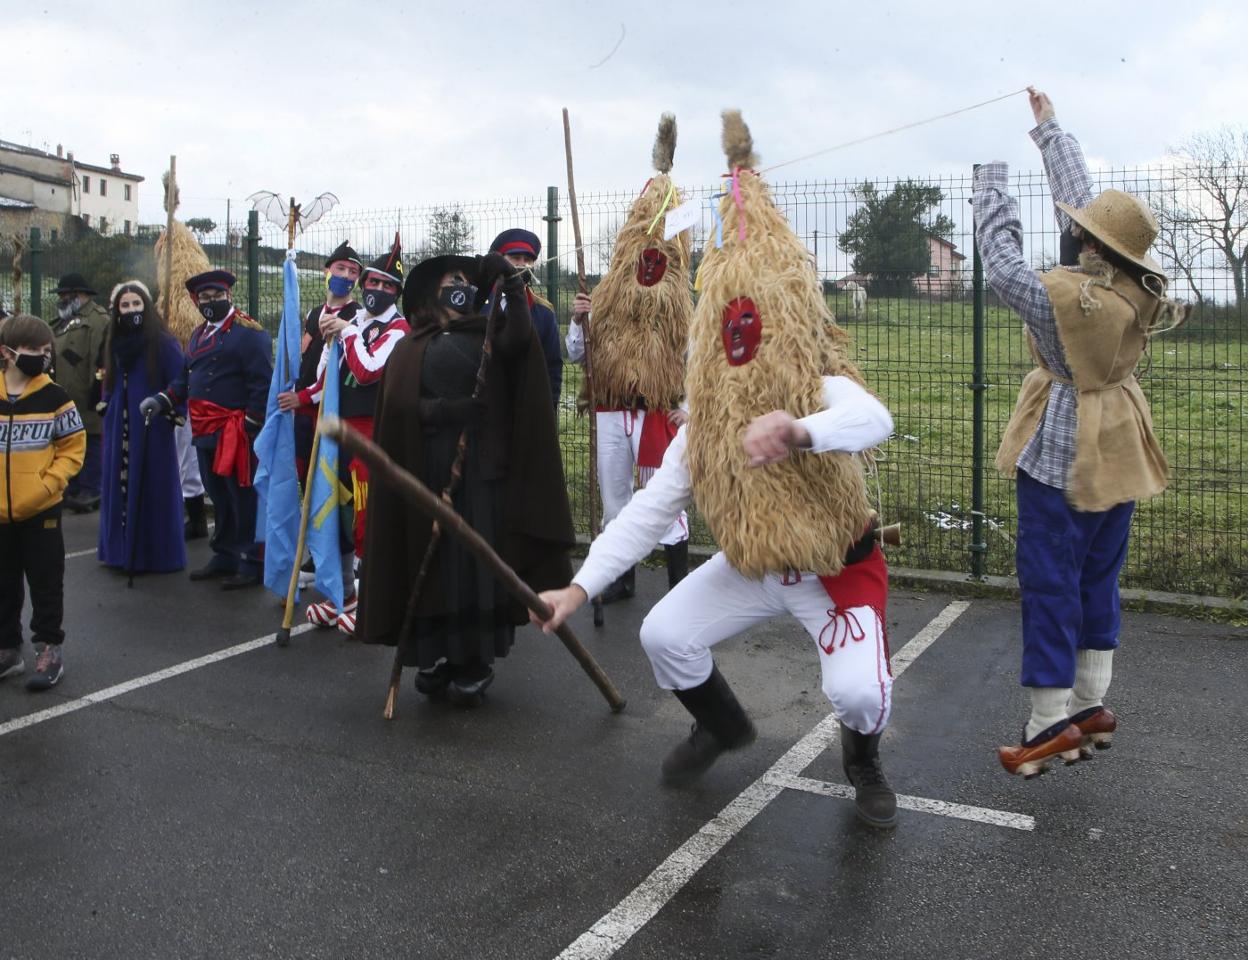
[305,336,345,611]
[253,251,305,599]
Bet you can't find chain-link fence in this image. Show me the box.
[2,164,1243,597]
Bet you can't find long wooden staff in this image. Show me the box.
[276,392,327,648]
[562,108,605,628]
[161,157,176,322]
[381,276,506,720]
[321,414,626,712]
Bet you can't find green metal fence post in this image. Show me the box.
[543,186,560,312]
[969,165,988,580]
[29,227,43,318]
[246,210,260,320]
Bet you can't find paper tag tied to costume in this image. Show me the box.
[663,200,700,241]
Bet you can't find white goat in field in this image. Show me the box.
[843,280,867,317]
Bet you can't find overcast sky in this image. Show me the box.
[7,0,1246,229]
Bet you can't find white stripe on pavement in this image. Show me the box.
[768,771,1035,832]
[0,623,316,738]
[555,600,972,960]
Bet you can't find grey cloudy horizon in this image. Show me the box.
[8,0,1245,230]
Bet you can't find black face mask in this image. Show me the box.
[118,311,144,331]
[362,288,397,315]
[1059,226,1081,267]
[199,299,232,324]
[438,282,478,316]
[9,351,51,378]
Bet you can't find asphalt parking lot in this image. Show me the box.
[1,510,1245,960]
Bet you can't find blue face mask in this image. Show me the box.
[327,274,355,297]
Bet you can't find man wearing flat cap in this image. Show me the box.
[155,269,272,589]
[489,229,563,407]
[51,273,110,512]
[975,88,1189,778]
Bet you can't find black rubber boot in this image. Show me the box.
[600,566,636,605]
[841,722,897,829]
[662,664,757,786]
[664,542,689,589]
[184,495,208,541]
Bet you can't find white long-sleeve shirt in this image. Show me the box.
[572,375,894,598]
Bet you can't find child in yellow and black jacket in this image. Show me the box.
[1,313,86,691]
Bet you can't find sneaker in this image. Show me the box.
[336,597,359,637]
[0,648,25,680]
[1070,706,1117,758]
[998,720,1083,778]
[25,643,64,691]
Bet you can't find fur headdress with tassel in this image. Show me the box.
[582,112,692,411]
[684,110,874,578]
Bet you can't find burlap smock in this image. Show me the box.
[995,266,1168,512]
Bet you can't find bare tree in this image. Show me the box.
[1150,186,1208,306]
[1160,127,1248,307]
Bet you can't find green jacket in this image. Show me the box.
[50,298,111,434]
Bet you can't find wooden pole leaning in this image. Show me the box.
[162,156,177,322]
[320,414,626,713]
[562,108,606,628]
[275,397,325,649]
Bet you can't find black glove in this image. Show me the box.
[139,393,172,422]
[478,252,518,288]
[418,396,487,427]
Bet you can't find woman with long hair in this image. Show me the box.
[97,281,188,574]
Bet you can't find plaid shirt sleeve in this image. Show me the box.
[1031,118,1094,232]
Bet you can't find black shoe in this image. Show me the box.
[220,571,262,591]
[841,722,897,829]
[184,495,208,540]
[414,660,452,699]
[447,665,494,709]
[64,492,100,514]
[664,542,689,589]
[662,663,757,786]
[189,561,235,581]
[600,567,636,605]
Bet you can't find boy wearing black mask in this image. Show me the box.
[277,236,409,634]
[0,314,86,690]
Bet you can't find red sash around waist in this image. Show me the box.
[189,398,252,486]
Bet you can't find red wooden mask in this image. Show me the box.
[721,297,762,365]
[637,248,668,287]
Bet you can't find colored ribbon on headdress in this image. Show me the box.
[645,181,677,236]
[708,191,727,250]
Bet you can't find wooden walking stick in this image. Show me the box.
[562,107,606,628]
[161,157,176,322]
[321,414,626,713]
[381,276,507,720]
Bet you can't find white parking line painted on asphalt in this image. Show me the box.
[65,548,96,559]
[768,772,1036,832]
[0,623,316,738]
[555,600,973,960]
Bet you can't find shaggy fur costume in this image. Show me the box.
[686,110,874,579]
[156,220,212,347]
[584,113,692,411]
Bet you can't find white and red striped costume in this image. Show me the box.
[572,376,896,735]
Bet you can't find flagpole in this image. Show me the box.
[276,406,323,648]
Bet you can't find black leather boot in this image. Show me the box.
[664,542,689,589]
[841,722,897,829]
[600,566,636,605]
[662,664,757,786]
[184,495,208,541]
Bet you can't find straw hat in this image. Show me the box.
[1056,189,1164,276]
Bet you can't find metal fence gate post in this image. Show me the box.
[246,210,260,320]
[969,166,987,580]
[544,186,560,311]
[29,227,43,318]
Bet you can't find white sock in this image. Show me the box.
[1025,687,1073,741]
[1069,649,1114,716]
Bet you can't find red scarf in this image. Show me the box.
[189,398,252,486]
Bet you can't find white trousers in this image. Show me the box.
[639,552,892,735]
[176,419,204,498]
[596,409,688,547]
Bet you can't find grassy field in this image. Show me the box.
[555,291,1246,598]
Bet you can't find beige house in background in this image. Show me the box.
[0,139,144,239]
[914,234,967,299]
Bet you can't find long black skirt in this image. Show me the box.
[403,424,513,669]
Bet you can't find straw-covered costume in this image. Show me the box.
[974,112,1188,777]
[560,112,899,827]
[566,114,693,599]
